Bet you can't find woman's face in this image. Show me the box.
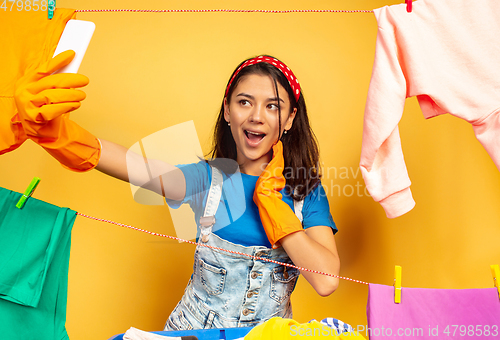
[224,73,296,175]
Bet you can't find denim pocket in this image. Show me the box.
[270,266,300,304]
[199,258,227,296]
[166,309,194,331]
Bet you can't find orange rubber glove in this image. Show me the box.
[0,111,27,155]
[253,141,303,249]
[14,50,100,172]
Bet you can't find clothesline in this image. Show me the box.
[76,211,370,286]
[74,9,374,14]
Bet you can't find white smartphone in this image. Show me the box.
[52,20,95,74]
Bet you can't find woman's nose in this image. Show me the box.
[249,104,265,123]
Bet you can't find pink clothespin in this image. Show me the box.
[406,0,412,13]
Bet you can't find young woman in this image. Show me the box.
[14,52,340,330]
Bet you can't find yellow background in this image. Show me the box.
[1,0,499,339]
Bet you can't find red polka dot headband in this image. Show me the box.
[225,56,301,102]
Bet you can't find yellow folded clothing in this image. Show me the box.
[244,317,367,339]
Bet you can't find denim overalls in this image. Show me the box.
[164,166,304,330]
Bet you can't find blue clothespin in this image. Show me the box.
[48,0,56,20]
[16,177,41,209]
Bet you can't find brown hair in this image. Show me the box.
[208,56,321,200]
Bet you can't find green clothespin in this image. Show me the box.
[16,177,41,209]
[48,0,56,20]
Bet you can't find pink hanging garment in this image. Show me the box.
[361,0,500,218]
[367,283,500,339]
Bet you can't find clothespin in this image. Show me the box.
[394,265,402,304]
[48,0,56,19]
[491,265,500,299]
[406,0,412,13]
[16,177,41,209]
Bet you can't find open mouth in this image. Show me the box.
[244,130,266,144]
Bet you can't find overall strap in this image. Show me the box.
[199,167,305,242]
[293,187,304,223]
[199,165,223,243]
[293,199,304,223]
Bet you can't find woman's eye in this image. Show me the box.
[268,103,279,110]
[239,100,250,106]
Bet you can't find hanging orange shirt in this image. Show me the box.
[0,8,76,155]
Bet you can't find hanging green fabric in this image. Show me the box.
[0,187,76,340]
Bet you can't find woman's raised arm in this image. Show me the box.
[96,139,186,201]
[12,51,187,202]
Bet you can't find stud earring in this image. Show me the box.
[284,130,288,134]
[228,122,231,126]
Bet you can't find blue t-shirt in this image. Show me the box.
[165,162,337,248]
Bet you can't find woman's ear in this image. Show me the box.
[223,97,230,123]
[285,107,297,131]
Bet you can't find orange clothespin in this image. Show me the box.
[394,265,402,304]
[491,265,500,299]
[406,0,412,12]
